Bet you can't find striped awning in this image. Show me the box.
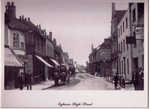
[50,58,60,66]
[35,55,53,68]
[5,47,23,67]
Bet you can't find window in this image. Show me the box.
[126,17,128,28]
[21,42,24,49]
[122,60,123,74]
[123,40,125,52]
[121,42,122,52]
[127,59,129,74]
[13,33,19,48]
[132,9,136,23]
[123,22,124,32]
[118,28,120,37]
[121,26,122,35]
[138,3,144,20]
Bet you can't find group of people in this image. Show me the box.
[53,66,75,86]
[113,66,144,90]
[17,72,32,90]
[132,67,144,90]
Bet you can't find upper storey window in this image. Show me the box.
[13,33,19,48]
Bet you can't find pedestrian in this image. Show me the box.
[18,73,24,90]
[132,67,140,90]
[25,71,32,90]
[121,74,125,88]
[94,71,97,77]
[138,67,144,90]
[114,73,119,90]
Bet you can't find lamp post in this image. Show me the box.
[103,59,106,78]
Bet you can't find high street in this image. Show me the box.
[16,73,134,90]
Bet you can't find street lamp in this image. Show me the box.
[103,59,106,78]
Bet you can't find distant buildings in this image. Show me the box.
[88,38,111,77]
[88,3,144,82]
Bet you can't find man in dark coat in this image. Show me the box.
[25,72,32,90]
[114,73,119,90]
[132,67,141,90]
[138,67,144,90]
[18,73,24,90]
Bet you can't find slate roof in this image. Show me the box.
[7,18,29,32]
[100,38,111,49]
[6,17,47,40]
[115,10,126,24]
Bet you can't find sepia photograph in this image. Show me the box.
[1,0,148,108]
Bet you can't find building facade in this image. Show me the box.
[111,3,126,74]
[117,3,144,81]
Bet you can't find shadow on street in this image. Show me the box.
[42,78,81,90]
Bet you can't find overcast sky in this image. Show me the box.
[4,0,128,66]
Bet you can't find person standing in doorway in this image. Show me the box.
[114,73,119,90]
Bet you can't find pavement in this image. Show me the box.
[15,80,54,90]
[104,77,134,90]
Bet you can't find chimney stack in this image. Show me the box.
[49,32,52,40]
[44,29,46,35]
[5,2,16,21]
[53,38,57,45]
[39,24,41,29]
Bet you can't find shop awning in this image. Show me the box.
[35,55,53,68]
[5,47,23,67]
[50,58,60,66]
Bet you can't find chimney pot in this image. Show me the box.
[25,18,27,21]
[22,15,24,20]
[7,2,10,6]
[28,17,30,22]
[11,2,14,6]
[19,16,21,20]
[39,25,41,29]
